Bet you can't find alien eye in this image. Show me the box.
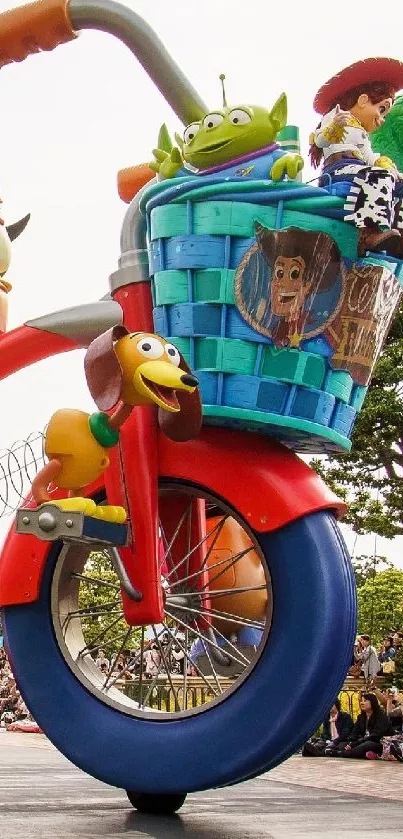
[202,113,224,129]
[229,109,251,125]
[274,267,284,280]
[136,336,164,359]
[164,343,181,367]
[290,267,301,280]
[183,123,201,143]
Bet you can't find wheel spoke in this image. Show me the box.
[137,627,145,700]
[105,623,171,693]
[177,585,268,600]
[53,484,271,719]
[193,602,265,631]
[102,626,133,689]
[161,501,192,581]
[140,648,167,709]
[168,545,253,591]
[151,627,181,712]
[170,600,264,635]
[200,547,255,591]
[198,635,224,692]
[76,616,128,657]
[165,514,229,585]
[161,619,220,697]
[71,573,120,591]
[61,608,123,633]
[67,599,121,616]
[196,619,251,666]
[164,609,245,669]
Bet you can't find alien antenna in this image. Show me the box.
[219,73,227,108]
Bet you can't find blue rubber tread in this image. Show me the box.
[3,508,356,793]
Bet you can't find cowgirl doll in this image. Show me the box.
[310,58,403,257]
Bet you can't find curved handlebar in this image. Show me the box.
[0,0,208,124]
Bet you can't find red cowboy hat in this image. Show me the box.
[313,57,403,115]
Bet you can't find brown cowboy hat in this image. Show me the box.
[313,57,403,115]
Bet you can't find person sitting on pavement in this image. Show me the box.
[374,686,403,732]
[334,693,394,759]
[302,699,353,756]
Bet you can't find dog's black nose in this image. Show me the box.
[180,374,199,387]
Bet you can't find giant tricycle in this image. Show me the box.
[0,0,401,816]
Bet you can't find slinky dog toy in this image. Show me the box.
[31,326,201,522]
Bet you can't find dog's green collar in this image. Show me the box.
[89,412,119,448]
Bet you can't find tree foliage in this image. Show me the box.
[78,551,140,658]
[312,307,403,537]
[356,568,403,645]
[351,554,393,589]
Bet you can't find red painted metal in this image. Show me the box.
[104,406,164,626]
[0,326,76,380]
[158,493,211,630]
[0,479,104,606]
[158,426,346,532]
[105,281,165,624]
[112,284,153,334]
[0,425,345,608]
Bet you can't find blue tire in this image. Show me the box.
[2,507,356,793]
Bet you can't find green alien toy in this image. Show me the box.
[150,80,303,183]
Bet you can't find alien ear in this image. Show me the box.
[174,132,184,151]
[158,123,174,153]
[158,354,202,442]
[84,325,129,411]
[270,92,287,134]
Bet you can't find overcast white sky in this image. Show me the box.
[0,0,401,564]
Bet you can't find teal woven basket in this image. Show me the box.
[143,177,403,454]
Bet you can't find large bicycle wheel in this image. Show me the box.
[2,479,356,793]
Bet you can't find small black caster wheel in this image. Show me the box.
[126,790,187,815]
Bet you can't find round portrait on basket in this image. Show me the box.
[234,224,346,348]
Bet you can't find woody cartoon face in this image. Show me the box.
[270,255,309,318]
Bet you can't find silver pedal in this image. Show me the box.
[16,504,128,547]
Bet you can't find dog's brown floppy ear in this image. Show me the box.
[84,325,129,411]
[158,355,202,442]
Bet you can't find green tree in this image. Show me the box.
[78,550,140,658]
[352,554,393,589]
[312,307,403,538]
[357,568,403,645]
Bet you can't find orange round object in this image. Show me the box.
[206,516,269,635]
[117,165,155,204]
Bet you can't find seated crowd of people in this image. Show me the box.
[94,626,262,682]
[94,636,189,681]
[302,630,403,763]
[0,648,33,727]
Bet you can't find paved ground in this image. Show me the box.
[1,732,403,838]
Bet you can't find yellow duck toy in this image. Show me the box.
[32,326,202,523]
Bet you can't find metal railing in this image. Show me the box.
[116,676,378,717]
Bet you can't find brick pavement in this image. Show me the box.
[3,733,403,804]
[269,754,403,801]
